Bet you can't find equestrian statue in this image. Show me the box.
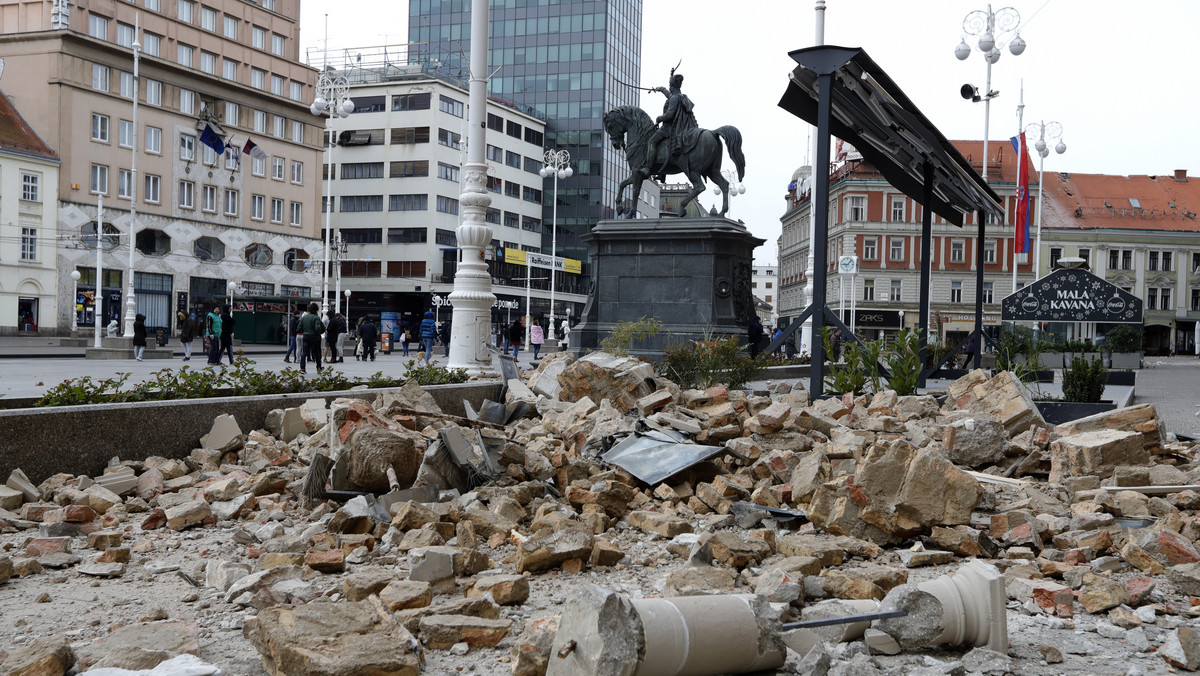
[604,67,745,218]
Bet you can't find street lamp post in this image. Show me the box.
[70,270,81,336]
[712,168,746,210]
[122,15,142,338]
[955,5,1026,183]
[1027,121,1066,279]
[310,71,354,316]
[343,288,352,334]
[538,149,572,341]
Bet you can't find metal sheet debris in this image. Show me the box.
[601,430,728,485]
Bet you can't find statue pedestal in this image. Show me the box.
[571,217,764,357]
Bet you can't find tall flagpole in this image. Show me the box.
[1012,83,1024,297]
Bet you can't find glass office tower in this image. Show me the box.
[408,0,643,279]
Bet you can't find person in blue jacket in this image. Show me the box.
[419,311,438,364]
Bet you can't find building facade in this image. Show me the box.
[310,53,586,336]
[0,0,323,339]
[408,0,652,286]
[751,264,777,329]
[0,87,60,335]
[778,140,1036,347]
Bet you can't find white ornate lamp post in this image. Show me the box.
[343,288,352,332]
[70,269,81,336]
[955,4,1026,182]
[538,149,572,340]
[310,72,354,316]
[1027,121,1066,279]
[446,0,497,374]
[122,16,142,338]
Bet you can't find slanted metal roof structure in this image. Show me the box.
[772,46,1005,396]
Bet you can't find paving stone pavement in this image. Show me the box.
[1132,356,1200,439]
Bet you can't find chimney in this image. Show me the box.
[1175,169,1188,182]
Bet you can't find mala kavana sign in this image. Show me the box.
[1001,268,1143,323]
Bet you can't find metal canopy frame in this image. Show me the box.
[772,45,1005,397]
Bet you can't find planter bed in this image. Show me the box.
[1035,400,1119,426]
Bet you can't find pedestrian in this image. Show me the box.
[325,310,342,363]
[962,334,977,368]
[559,318,571,349]
[530,318,544,359]
[204,304,223,365]
[507,317,524,360]
[335,312,348,362]
[283,311,300,363]
[359,316,378,362]
[401,324,412,356]
[298,302,324,373]
[177,311,195,361]
[771,327,783,356]
[748,315,764,359]
[132,313,147,361]
[219,305,236,365]
[419,310,437,364]
[439,319,452,357]
[830,328,842,362]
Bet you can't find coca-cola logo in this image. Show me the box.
[1106,296,1126,314]
[1021,295,1040,313]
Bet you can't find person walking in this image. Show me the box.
[962,334,977,368]
[204,304,223,365]
[334,312,348,363]
[283,311,300,363]
[507,317,524,360]
[439,319,452,357]
[132,313,147,361]
[298,302,324,373]
[359,316,378,362]
[401,323,411,356]
[530,318,545,359]
[325,310,342,364]
[177,311,195,361]
[419,311,438,364]
[219,305,236,365]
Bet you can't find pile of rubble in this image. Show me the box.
[3,353,1200,675]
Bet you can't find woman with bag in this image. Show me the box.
[530,318,545,359]
[178,311,196,361]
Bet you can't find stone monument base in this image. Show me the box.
[571,216,764,358]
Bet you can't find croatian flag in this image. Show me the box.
[243,137,268,160]
[1010,132,1031,254]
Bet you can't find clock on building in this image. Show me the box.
[838,255,859,275]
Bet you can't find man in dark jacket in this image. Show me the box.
[298,303,324,373]
[439,320,451,357]
[326,310,343,363]
[359,317,378,362]
[748,315,764,359]
[284,311,300,363]
[219,305,236,365]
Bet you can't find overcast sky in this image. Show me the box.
[299,1,1200,266]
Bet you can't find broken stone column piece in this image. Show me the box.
[910,560,1008,652]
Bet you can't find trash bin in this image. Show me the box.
[381,332,392,354]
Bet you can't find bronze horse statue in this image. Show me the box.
[603,105,745,218]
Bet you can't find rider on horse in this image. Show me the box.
[646,69,699,179]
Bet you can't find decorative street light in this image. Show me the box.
[712,168,746,211]
[227,280,238,313]
[955,4,1026,182]
[1027,120,1066,278]
[343,288,352,335]
[122,15,143,338]
[310,70,354,316]
[70,269,81,336]
[538,149,572,342]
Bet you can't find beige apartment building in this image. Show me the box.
[0,0,322,339]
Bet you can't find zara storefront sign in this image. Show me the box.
[1001,268,1143,323]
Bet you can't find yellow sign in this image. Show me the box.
[500,248,581,274]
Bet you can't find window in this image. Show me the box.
[890,279,901,303]
[176,0,193,23]
[522,186,542,203]
[20,227,36,261]
[222,59,237,81]
[342,162,384,179]
[291,161,303,184]
[251,69,265,90]
[178,180,194,208]
[90,164,109,194]
[117,22,135,47]
[950,280,963,303]
[862,236,877,260]
[1150,250,1173,272]
[250,194,264,220]
[116,119,133,148]
[89,14,108,39]
[291,120,303,143]
[251,156,265,176]
[144,174,161,203]
[271,198,283,223]
[1050,247,1063,268]
[392,93,431,111]
[203,144,217,166]
[487,176,502,193]
[848,195,866,221]
[505,181,520,198]
[290,81,302,102]
[244,243,272,268]
[1079,248,1091,269]
[290,202,302,227]
[486,144,503,162]
[487,113,504,132]
[271,74,284,96]
[389,194,428,211]
[506,120,522,138]
[1109,248,1133,270]
[503,212,519,229]
[118,169,133,199]
[890,197,905,222]
[179,88,194,114]
[142,32,160,56]
[1156,287,1172,310]
[199,51,216,74]
[201,185,217,211]
[177,44,193,67]
[145,0,159,10]
[221,101,239,128]
[525,128,544,146]
[438,128,462,149]
[524,156,542,174]
[950,240,965,263]
[522,216,541,232]
[982,282,994,304]
[486,208,500,225]
[145,79,161,106]
[436,229,457,246]
[119,71,135,98]
[223,15,237,39]
[340,195,384,212]
[1192,288,1200,312]
[505,150,521,168]
[338,228,382,244]
[145,126,161,154]
[391,126,430,144]
[271,33,285,56]
[92,113,110,142]
[200,6,216,31]
[984,240,997,264]
[863,279,874,301]
[92,64,110,91]
[390,160,428,178]
[889,237,904,261]
[135,230,170,257]
[20,173,39,202]
[283,250,307,272]
[253,109,267,133]
[1148,287,1159,310]
[439,94,464,117]
[272,157,284,180]
[436,195,459,214]
[387,261,427,278]
[437,162,460,182]
[387,227,427,244]
[272,115,285,138]
[251,26,265,50]
[224,189,239,216]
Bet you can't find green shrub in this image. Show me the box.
[399,360,470,386]
[1104,325,1143,353]
[822,327,868,395]
[1061,355,1107,403]
[658,336,763,390]
[599,316,663,357]
[884,328,923,396]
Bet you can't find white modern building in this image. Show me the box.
[751,264,777,329]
